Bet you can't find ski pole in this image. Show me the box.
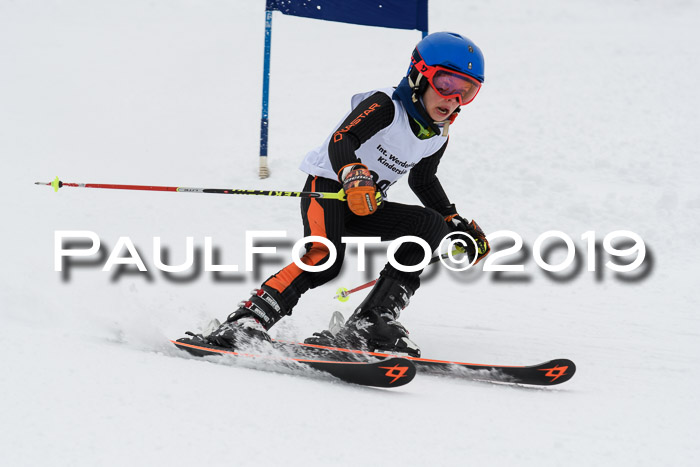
[34,176,346,200]
[333,246,466,302]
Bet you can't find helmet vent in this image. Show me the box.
[468,45,473,52]
[468,62,472,69]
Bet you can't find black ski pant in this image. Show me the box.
[264,175,450,310]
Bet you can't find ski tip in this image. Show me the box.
[171,338,233,358]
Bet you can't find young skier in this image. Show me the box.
[181,32,490,358]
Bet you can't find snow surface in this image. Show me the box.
[2,0,699,465]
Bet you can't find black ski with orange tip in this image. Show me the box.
[171,338,415,388]
[272,340,576,386]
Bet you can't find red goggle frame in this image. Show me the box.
[412,58,482,106]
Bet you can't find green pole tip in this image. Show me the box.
[51,176,61,192]
[336,287,350,302]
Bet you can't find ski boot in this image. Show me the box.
[305,275,421,358]
[180,286,289,350]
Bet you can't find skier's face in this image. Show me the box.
[423,86,460,122]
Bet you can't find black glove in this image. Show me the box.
[446,213,490,265]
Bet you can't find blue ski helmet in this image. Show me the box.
[409,32,485,83]
[394,32,485,136]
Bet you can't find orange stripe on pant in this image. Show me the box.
[265,177,330,294]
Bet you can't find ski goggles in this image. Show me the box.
[413,59,482,106]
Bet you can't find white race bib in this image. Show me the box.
[299,88,447,195]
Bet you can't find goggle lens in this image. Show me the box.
[431,69,481,105]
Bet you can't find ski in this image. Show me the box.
[270,311,576,386]
[171,338,416,388]
[271,340,576,386]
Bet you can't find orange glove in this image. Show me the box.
[339,164,381,216]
